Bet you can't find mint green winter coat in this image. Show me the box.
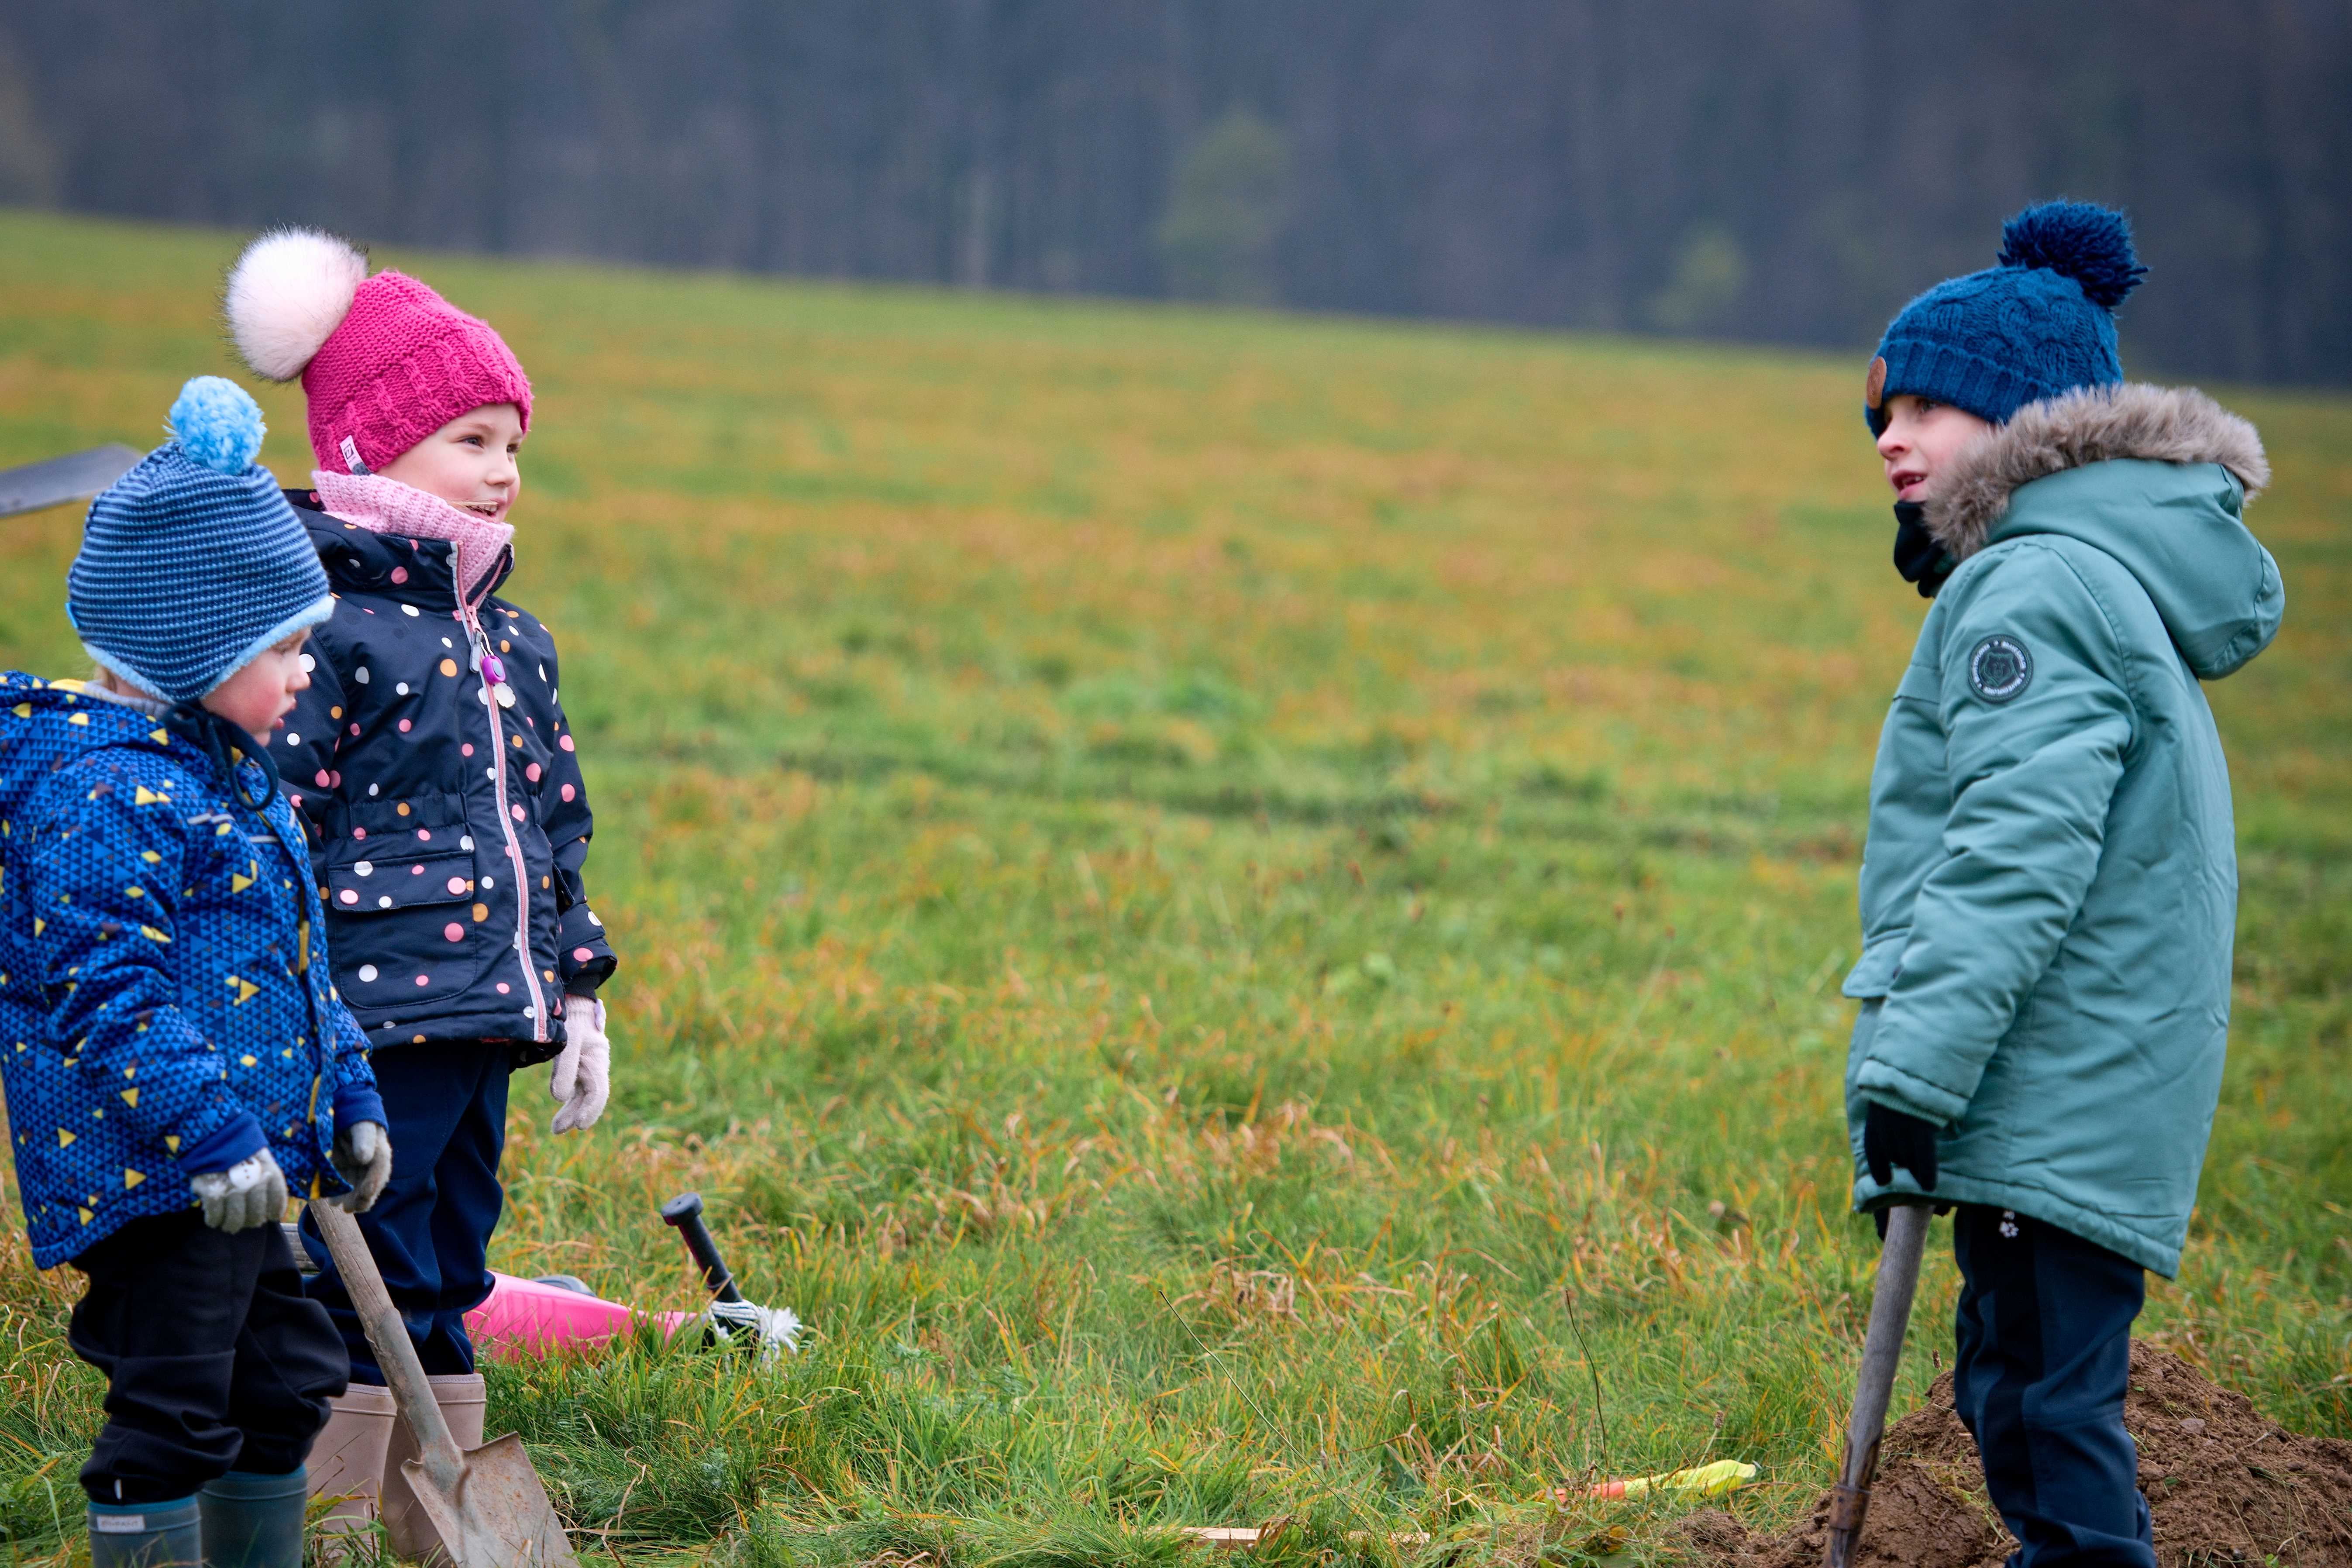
[1844,385,2280,1277]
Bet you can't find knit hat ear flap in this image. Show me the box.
[225,228,369,382]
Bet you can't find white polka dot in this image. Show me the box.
[282,732,300,747]
[485,766,496,779]
[588,911,602,927]
[367,783,380,797]
[354,861,372,876]
[395,682,410,696]
[401,605,420,617]
[377,895,393,909]
[481,875,495,889]
[522,1005,535,1018]
[459,835,474,851]
[358,964,378,982]
[354,667,370,684]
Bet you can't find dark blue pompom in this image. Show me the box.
[1997,201,2145,310]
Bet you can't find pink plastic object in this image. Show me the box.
[464,1272,696,1360]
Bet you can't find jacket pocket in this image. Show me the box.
[320,793,496,1012]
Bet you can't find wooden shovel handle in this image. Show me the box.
[310,1199,469,1491]
[1823,1202,1931,1568]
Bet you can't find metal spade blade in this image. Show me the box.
[0,445,141,519]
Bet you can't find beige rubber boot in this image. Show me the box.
[306,1383,398,1545]
[379,1372,487,1563]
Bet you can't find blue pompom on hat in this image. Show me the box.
[68,376,333,703]
[1865,201,2147,435]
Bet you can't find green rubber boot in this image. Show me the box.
[86,1496,201,1567]
[197,1467,307,1568]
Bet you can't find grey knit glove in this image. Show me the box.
[190,1149,288,1233]
[327,1121,393,1212]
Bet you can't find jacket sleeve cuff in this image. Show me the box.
[333,1083,386,1131]
[555,904,616,994]
[1854,1059,1969,1128]
[179,1112,267,1175]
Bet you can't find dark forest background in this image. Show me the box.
[3,1,2347,385]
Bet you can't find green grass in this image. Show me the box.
[0,207,2345,1565]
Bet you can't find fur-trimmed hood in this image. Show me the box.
[1930,383,2282,681]
[1926,382,2269,560]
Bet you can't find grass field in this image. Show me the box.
[0,208,2345,1565]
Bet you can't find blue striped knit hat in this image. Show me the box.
[69,378,333,702]
[1865,201,2146,436]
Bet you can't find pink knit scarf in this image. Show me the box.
[311,471,515,606]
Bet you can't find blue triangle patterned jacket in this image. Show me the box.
[0,674,382,1268]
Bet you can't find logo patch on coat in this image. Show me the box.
[1968,635,2033,703]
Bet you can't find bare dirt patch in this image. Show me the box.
[1682,1344,2352,1567]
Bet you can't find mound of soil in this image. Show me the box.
[1681,1344,2352,1567]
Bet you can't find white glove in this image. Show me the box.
[190,1148,288,1233]
[707,1297,802,1361]
[549,994,610,1134]
[328,1120,393,1211]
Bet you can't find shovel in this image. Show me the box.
[1823,1202,1931,1568]
[310,1200,580,1567]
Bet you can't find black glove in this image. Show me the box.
[1863,1100,1939,1190]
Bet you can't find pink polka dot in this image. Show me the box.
[496,982,511,994]
[560,783,575,802]
[390,567,408,584]
[289,792,304,808]
[461,743,474,757]
[348,723,361,736]
[416,828,432,842]
[314,770,331,787]
[559,735,575,751]
[526,763,542,782]
[330,771,341,788]
[414,973,429,986]
[447,876,469,894]
[573,946,593,962]
[351,827,366,840]
[511,805,525,821]
[398,719,412,732]
[338,889,358,904]
[444,923,465,942]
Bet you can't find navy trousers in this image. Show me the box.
[301,1042,509,1383]
[70,1212,347,1503]
[1952,1205,2154,1568]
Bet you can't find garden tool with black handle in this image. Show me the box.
[661,1192,801,1357]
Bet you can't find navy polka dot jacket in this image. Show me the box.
[0,673,382,1268]
[278,495,617,1064]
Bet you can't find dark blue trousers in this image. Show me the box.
[71,1213,346,1503]
[301,1042,509,1383]
[1952,1205,2154,1568]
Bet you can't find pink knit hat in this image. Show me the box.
[224,229,531,474]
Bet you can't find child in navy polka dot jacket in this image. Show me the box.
[224,230,619,1516]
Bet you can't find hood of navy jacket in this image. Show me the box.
[1924,383,2283,680]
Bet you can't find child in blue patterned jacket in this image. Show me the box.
[0,378,389,1567]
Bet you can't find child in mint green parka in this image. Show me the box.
[1845,203,2280,1566]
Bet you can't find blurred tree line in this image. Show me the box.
[3,0,2345,384]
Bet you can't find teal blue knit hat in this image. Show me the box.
[1865,201,2146,435]
[68,377,332,702]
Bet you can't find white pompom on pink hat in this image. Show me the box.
[224,228,532,475]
